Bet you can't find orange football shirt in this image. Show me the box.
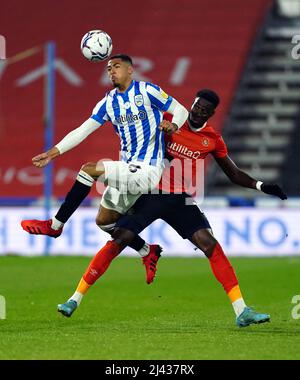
[158,114,228,194]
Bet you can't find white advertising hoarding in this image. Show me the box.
[0,207,299,257]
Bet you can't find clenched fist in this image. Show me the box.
[261,183,287,200]
[159,120,178,135]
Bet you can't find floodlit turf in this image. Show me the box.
[0,255,300,360]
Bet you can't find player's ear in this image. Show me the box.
[128,65,134,75]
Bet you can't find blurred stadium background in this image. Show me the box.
[1,0,300,361]
[1,0,300,257]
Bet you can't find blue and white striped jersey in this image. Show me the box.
[90,80,174,166]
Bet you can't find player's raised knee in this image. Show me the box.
[80,162,97,174]
[95,214,111,228]
[80,162,105,179]
[95,214,108,227]
[201,240,218,257]
[96,216,119,234]
[96,216,117,235]
[192,230,217,257]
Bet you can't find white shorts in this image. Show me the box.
[100,160,163,214]
[100,187,142,214]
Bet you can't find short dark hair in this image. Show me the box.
[109,54,133,65]
[196,89,220,108]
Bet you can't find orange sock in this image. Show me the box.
[83,240,122,285]
[227,284,243,303]
[76,277,91,295]
[208,243,247,316]
[228,284,246,316]
[208,243,239,293]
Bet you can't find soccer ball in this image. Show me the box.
[80,30,113,61]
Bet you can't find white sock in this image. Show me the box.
[138,243,150,257]
[76,170,95,186]
[51,216,64,230]
[232,298,247,317]
[69,291,83,306]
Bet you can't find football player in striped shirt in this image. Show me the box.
[21,54,188,262]
[55,89,286,327]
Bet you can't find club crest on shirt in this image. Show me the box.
[202,138,209,146]
[134,95,144,107]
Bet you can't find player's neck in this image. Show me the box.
[188,117,207,132]
[116,79,133,93]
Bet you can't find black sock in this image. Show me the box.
[105,225,145,252]
[128,235,145,251]
[55,181,92,223]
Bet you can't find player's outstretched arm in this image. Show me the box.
[215,155,287,200]
[32,118,101,169]
[32,147,60,168]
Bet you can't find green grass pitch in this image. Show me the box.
[0,256,300,360]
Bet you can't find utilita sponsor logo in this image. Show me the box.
[116,111,147,125]
[167,141,201,159]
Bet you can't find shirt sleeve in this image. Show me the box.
[55,118,101,154]
[212,134,228,158]
[90,96,110,124]
[146,83,173,111]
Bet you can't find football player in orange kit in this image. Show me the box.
[56,89,287,326]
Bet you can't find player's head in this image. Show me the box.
[189,89,220,125]
[107,54,133,89]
